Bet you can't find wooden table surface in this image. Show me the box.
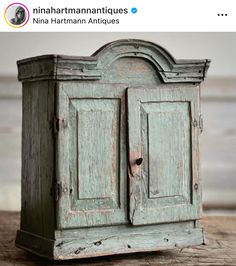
[0,211,235,266]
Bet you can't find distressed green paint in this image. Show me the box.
[141,102,190,200]
[76,101,116,200]
[102,57,162,84]
[57,83,127,228]
[16,39,210,260]
[69,98,121,213]
[72,99,119,200]
[128,87,200,225]
[16,223,204,260]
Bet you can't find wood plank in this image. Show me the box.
[53,228,203,260]
[21,81,55,238]
[1,212,236,265]
[39,80,55,238]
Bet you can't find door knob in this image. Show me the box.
[136,158,143,165]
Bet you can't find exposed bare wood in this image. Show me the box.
[1,212,236,265]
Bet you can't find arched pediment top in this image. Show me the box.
[91,39,210,83]
[92,39,176,71]
[17,39,210,83]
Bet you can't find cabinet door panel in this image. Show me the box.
[142,102,190,202]
[127,86,200,225]
[56,83,127,229]
[70,99,120,209]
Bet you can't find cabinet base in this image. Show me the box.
[16,221,204,260]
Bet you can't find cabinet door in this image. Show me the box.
[127,86,201,225]
[56,83,127,229]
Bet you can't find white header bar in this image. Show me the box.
[0,0,235,31]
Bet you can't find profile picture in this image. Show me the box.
[4,3,30,28]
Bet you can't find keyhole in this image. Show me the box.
[136,158,143,165]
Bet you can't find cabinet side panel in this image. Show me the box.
[21,81,55,238]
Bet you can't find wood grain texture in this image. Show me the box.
[17,39,210,83]
[1,212,236,265]
[2,77,236,212]
[16,214,203,259]
[17,39,210,260]
[21,81,55,238]
[127,86,201,225]
[141,102,190,200]
[56,83,128,229]
[16,223,204,260]
[72,99,119,201]
[102,57,162,85]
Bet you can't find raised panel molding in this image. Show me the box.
[70,98,120,209]
[140,103,191,204]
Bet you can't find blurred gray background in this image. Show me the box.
[0,33,235,213]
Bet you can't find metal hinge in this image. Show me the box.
[53,117,67,135]
[192,115,203,134]
[199,115,203,134]
[51,182,70,202]
[55,182,62,203]
[53,117,60,135]
[50,182,62,202]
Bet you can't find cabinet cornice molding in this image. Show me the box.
[17,39,210,83]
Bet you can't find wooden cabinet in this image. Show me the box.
[15,39,210,260]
